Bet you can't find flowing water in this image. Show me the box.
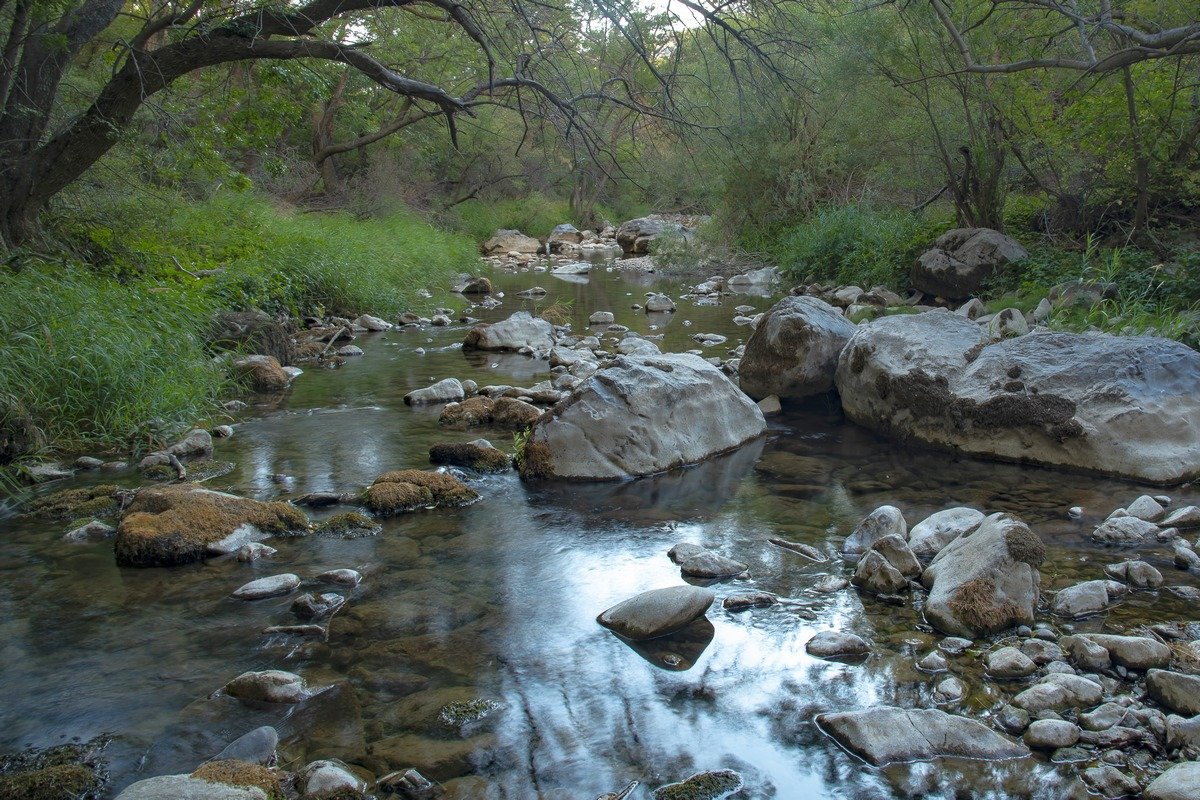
[2,260,1198,798]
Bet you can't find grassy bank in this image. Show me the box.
[1,192,476,468]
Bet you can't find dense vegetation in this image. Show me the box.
[1,0,1197,468]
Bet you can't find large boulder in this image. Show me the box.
[481,229,540,255]
[911,228,1028,299]
[463,312,555,352]
[836,312,1200,484]
[738,296,857,401]
[616,217,669,255]
[816,707,1029,766]
[115,485,309,567]
[1144,762,1200,800]
[116,775,267,799]
[921,513,1044,637]
[518,353,766,480]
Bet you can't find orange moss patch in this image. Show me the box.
[373,470,478,507]
[115,484,309,566]
[947,576,1025,635]
[517,440,554,480]
[362,482,434,514]
[491,398,542,430]
[438,396,495,427]
[192,760,281,800]
[0,764,97,800]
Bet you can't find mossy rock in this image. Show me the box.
[369,470,479,511]
[308,790,367,800]
[438,698,501,729]
[652,770,743,800]
[27,485,120,520]
[191,759,282,800]
[429,442,511,473]
[316,512,381,539]
[362,482,434,515]
[516,441,554,480]
[0,764,98,800]
[438,396,495,427]
[115,484,309,566]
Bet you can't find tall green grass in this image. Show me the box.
[1,191,476,464]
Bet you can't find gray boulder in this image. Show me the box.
[1090,516,1159,545]
[596,586,714,641]
[921,513,1044,637]
[911,228,1028,299]
[1144,762,1200,800]
[1148,670,1200,716]
[737,297,857,401]
[404,378,465,406]
[482,229,540,255]
[1077,634,1171,670]
[835,312,1200,484]
[616,216,687,255]
[851,550,908,595]
[463,312,555,352]
[116,776,267,799]
[816,707,1028,766]
[806,631,869,659]
[908,508,985,559]
[213,726,278,765]
[1104,559,1163,588]
[842,505,906,556]
[519,354,765,480]
[224,670,307,704]
[986,646,1037,678]
[1051,580,1122,618]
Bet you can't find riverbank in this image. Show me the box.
[0,192,475,477]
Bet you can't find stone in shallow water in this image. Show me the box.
[212,726,278,765]
[1148,670,1200,716]
[115,775,267,799]
[811,575,848,593]
[291,592,345,620]
[679,551,748,579]
[668,543,707,564]
[908,507,985,559]
[722,592,777,611]
[1090,516,1159,545]
[296,759,367,796]
[842,505,906,555]
[917,652,948,673]
[1083,765,1141,800]
[596,586,715,641]
[1078,633,1171,671]
[651,770,743,800]
[224,670,307,704]
[816,707,1029,766]
[986,646,1036,678]
[1103,559,1163,588]
[231,574,300,600]
[1051,579,1120,618]
[1023,719,1080,750]
[316,568,361,587]
[805,631,869,659]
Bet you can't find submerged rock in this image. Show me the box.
[835,313,1200,484]
[921,513,1044,637]
[519,354,765,480]
[295,759,367,796]
[212,726,278,765]
[679,551,748,579]
[651,770,743,800]
[816,706,1029,766]
[597,586,715,641]
[115,485,308,567]
[737,296,857,401]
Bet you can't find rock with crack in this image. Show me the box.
[817,706,1029,766]
[518,353,765,480]
[920,513,1044,637]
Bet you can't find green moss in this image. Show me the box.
[429,443,511,473]
[652,770,743,800]
[0,736,110,800]
[27,485,120,519]
[0,764,97,800]
[372,470,479,507]
[316,512,381,538]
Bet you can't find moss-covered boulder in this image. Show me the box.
[0,764,98,800]
[233,355,291,393]
[315,512,381,539]
[115,484,309,566]
[27,484,121,520]
[191,761,281,800]
[429,441,511,473]
[362,470,478,515]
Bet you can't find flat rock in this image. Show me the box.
[679,552,748,579]
[596,586,715,641]
[231,574,300,600]
[1104,559,1163,589]
[1052,580,1119,618]
[463,311,555,352]
[816,706,1029,766]
[722,592,777,611]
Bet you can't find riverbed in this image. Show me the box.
[2,259,1197,798]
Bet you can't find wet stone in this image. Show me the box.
[1144,761,1200,800]
[938,637,973,655]
[679,552,748,579]
[1147,670,1200,716]
[1080,703,1129,732]
[1082,765,1141,800]
[296,758,367,796]
[668,543,707,564]
[236,543,277,562]
[231,574,300,600]
[985,646,1037,678]
[1104,559,1163,589]
[597,586,715,641]
[996,704,1030,734]
[317,568,362,587]
[292,593,346,621]
[811,575,848,593]
[1021,638,1063,665]
[934,676,966,703]
[651,769,743,800]
[213,726,278,765]
[224,670,307,704]
[805,630,869,659]
[1024,719,1080,750]
[816,706,1029,766]
[916,651,948,673]
[722,592,777,611]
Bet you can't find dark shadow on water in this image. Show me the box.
[614,617,715,671]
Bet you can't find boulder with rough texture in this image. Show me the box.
[1144,762,1200,800]
[842,505,906,556]
[816,707,1029,766]
[115,485,308,567]
[519,354,766,480]
[909,508,986,559]
[852,550,908,595]
[921,513,1044,637]
[224,670,307,704]
[1148,670,1200,716]
[404,378,465,406]
[835,312,1200,484]
[738,296,857,401]
[463,312,555,352]
[482,229,540,255]
[597,586,714,640]
[911,228,1028,299]
[1090,516,1159,545]
[429,440,511,473]
[1051,580,1122,618]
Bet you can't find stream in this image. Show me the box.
[2,258,1198,798]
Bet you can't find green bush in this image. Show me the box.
[768,204,949,289]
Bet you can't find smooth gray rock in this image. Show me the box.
[1024,719,1080,750]
[908,508,985,559]
[213,726,278,765]
[1078,634,1171,670]
[521,354,765,480]
[679,551,747,579]
[1082,765,1141,799]
[851,550,908,595]
[296,759,367,796]
[1091,516,1159,545]
[668,543,707,564]
[596,586,715,641]
[1126,494,1167,521]
[806,630,869,659]
[835,314,1200,484]
[224,670,307,704]
[1013,673,1103,713]
[63,520,116,542]
[1081,703,1131,732]
[1144,762,1200,800]
[917,651,948,673]
[870,533,921,577]
[404,378,465,406]
[986,646,1037,678]
[115,776,266,799]
[1104,560,1163,589]
[737,296,857,400]
[482,229,540,255]
[463,311,554,352]
[1061,635,1112,672]
[921,513,1043,637]
[842,505,906,556]
[231,574,300,600]
[1051,580,1117,618]
[316,569,361,587]
[1148,670,1200,716]
[816,706,1029,766]
[644,293,676,313]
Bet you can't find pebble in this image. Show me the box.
[316,568,362,587]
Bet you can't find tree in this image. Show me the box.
[0,0,779,246]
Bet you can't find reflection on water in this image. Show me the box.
[1,261,1197,798]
